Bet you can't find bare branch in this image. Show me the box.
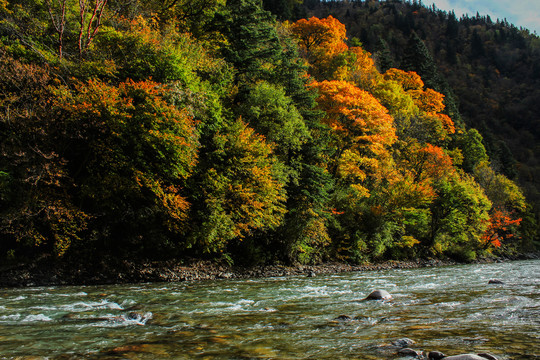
[78,0,108,58]
[44,0,67,58]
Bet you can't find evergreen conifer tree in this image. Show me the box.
[375,38,394,72]
[402,31,461,124]
[471,29,485,58]
[401,32,441,91]
[212,0,282,85]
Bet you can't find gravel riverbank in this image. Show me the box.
[1,253,537,288]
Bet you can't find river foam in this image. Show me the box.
[0,260,537,359]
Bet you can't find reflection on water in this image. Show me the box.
[0,260,538,359]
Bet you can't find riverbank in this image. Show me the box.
[1,253,539,288]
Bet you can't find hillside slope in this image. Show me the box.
[266,0,540,221]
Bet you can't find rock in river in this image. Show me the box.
[476,354,498,360]
[392,338,416,348]
[398,348,421,357]
[443,354,498,360]
[365,289,392,300]
[427,351,446,359]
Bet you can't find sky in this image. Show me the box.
[427,0,540,34]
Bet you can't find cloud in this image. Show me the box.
[429,0,540,33]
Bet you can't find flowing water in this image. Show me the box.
[0,260,538,359]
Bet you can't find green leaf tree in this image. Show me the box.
[239,81,310,160]
[53,79,199,255]
[189,119,287,254]
[459,128,489,173]
[429,173,491,260]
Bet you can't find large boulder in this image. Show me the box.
[365,289,392,300]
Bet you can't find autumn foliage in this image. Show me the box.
[482,210,522,248]
[290,15,347,59]
[310,80,396,156]
[0,2,533,264]
[290,16,348,79]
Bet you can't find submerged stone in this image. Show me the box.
[334,315,353,321]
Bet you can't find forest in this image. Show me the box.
[0,0,537,267]
[293,0,540,234]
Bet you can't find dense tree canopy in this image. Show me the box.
[297,0,538,250]
[0,0,536,265]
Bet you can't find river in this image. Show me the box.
[0,260,538,359]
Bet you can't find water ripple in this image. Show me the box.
[0,260,538,359]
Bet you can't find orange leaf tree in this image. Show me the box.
[290,16,348,79]
[383,68,455,142]
[383,68,424,91]
[406,143,455,182]
[474,161,526,250]
[481,209,522,249]
[310,80,396,159]
[309,80,399,260]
